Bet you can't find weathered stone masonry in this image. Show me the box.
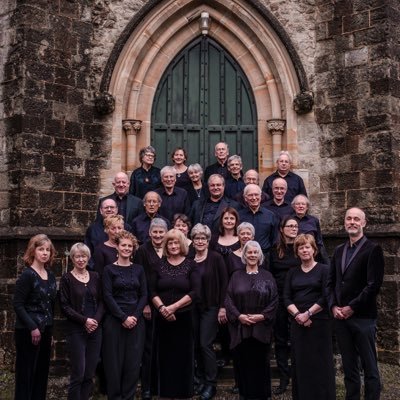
[0,0,399,381]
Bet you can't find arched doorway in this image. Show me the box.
[151,36,257,170]
[102,0,310,196]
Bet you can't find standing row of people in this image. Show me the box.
[13,206,384,400]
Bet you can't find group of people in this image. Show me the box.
[13,143,384,400]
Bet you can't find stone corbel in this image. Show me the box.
[123,119,142,171]
[293,90,314,114]
[267,119,286,163]
[94,91,115,115]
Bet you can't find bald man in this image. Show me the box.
[97,172,142,225]
[329,207,384,400]
[264,177,292,221]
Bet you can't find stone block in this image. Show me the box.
[332,102,358,122]
[344,46,368,67]
[71,210,92,227]
[44,154,64,173]
[45,118,64,136]
[54,66,76,87]
[343,11,370,34]
[20,153,42,170]
[337,171,360,190]
[39,190,63,209]
[52,173,74,191]
[354,26,387,47]
[64,121,82,139]
[67,89,84,106]
[350,153,374,171]
[85,159,106,176]
[64,192,81,210]
[82,193,98,211]
[74,176,99,193]
[364,114,390,131]
[22,97,51,117]
[65,157,84,175]
[53,138,76,157]
[45,83,68,102]
[361,169,394,188]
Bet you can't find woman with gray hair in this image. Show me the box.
[226,222,256,276]
[191,223,229,400]
[225,240,278,400]
[59,242,104,400]
[129,145,161,199]
[187,163,207,205]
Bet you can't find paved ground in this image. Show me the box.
[2,362,400,399]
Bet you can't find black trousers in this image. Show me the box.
[14,326,53,400]
[335,318,381,400]
[193,306,219,386]
[273,302,291,382]
[66,327,102,400]
[140,316,156,393]
[102,315,145,400]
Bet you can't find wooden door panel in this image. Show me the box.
[151,36,257,171]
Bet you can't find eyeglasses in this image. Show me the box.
[144,153,155,158]
[284,224,298,229]
[193,237,208,242]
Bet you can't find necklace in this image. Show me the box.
[194,253,207,262]
[71,270,89,285]
[246,269,258,275]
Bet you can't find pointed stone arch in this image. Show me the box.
[101,0,309,194]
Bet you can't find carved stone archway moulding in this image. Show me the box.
[103,0,308,195]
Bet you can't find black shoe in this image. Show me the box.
[194,383,205,395]
[142,390,152,400]
[200,385,216,400]
[216,359,226,368]
[230,385,239,394]
[273,380,289,395]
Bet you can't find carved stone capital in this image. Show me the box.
[94,91,115,115]
[123,119,142,135]
[293,90,314,114]
[267,119,286,135]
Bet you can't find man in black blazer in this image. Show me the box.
[329,207,384,400]
[191,174,239,234]
[97,172,142,225]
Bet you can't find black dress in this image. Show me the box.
[150,258,199,398]
[93,243,118,277]
[283,263,335,400]
[225,269,278,400]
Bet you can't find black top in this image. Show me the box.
[209,234,241,259]
[93,242,118,277]
[238,207,278,252]
[204,161,229,181]
[262,170,307,202]
[283,262,330,320]
[59,271,105,332]
[263,199,293,222]
[226,252,268,277]
[129,165,161,199]
[224,176,245,200]
[186,183,208,205]
[103,262,147,321]
[225,269,278,348]
[13,267,57,332]
[269,243,301,296]
[150,258,199,313]
[175,169,191,189]
[155,186,191,223]
[194,250,228,310]
[131,212,170,244]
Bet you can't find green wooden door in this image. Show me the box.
[151,36,257,170]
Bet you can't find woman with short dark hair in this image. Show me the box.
[130,145,161,199]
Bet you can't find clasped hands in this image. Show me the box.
[238,314,264,325]
[332,305,354,320]
[122,315,138,329]
[295,312,312,327]
[160,305,177,321]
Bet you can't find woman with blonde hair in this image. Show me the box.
[150,229,199,399]
[283,233,335,400]
[59,242,104,400]
[13,234,57,400]
[102,230,147,399]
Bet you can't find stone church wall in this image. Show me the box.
[0,0,399,377]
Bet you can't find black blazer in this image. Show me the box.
[328,236,384,319]
[190,196,239,234]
